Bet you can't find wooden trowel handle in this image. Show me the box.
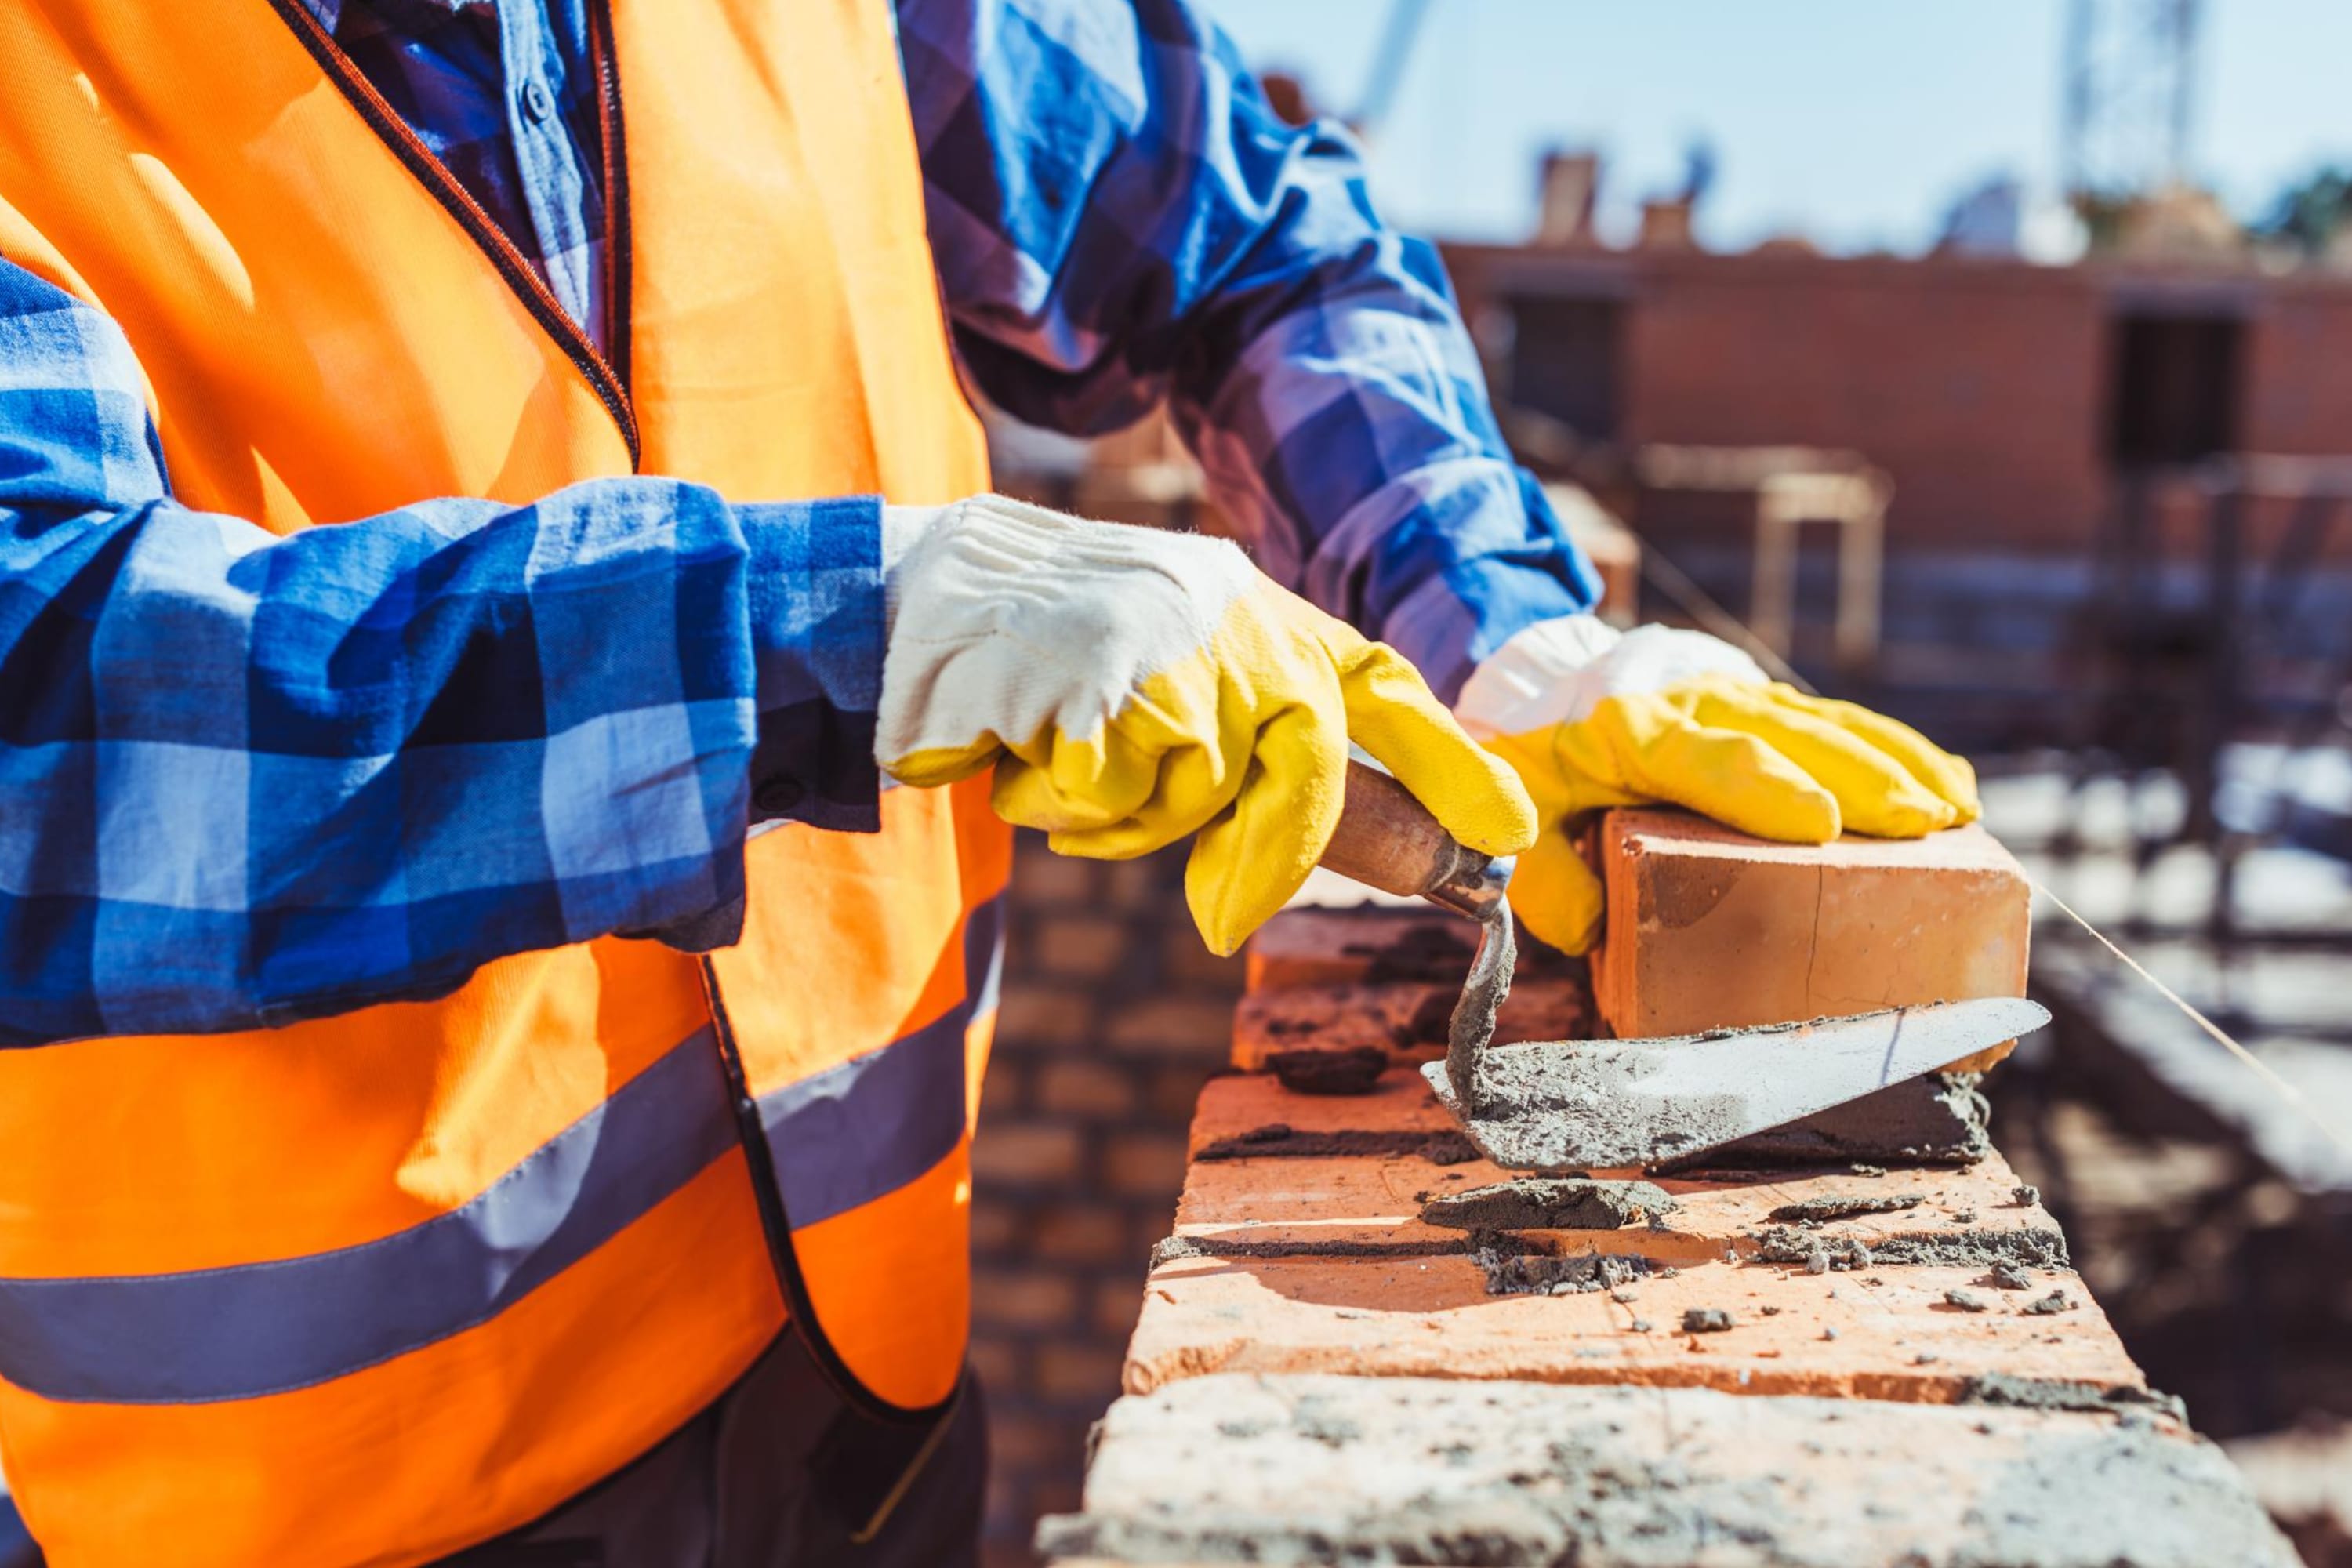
[1319,760,1508,921]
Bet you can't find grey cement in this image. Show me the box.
[1747,1224,2072,1271]
[1663,1073,1994,1172]
[1443,1062,1994,1175]
[1960,1373,2190,1423]
[1037,1373,2299,1566]
[1150,1233,1466,1267]
[1442,904,1515,1106]
[1767,1192,1926,1223]
[1467,1237,1656,1298]
[1418,1178,1675,1232]
[1193,1125,1481,1163]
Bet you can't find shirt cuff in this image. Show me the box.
[741,495,887,833]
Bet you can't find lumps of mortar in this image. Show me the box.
[1959,1372,2187,1422]
[1987,1261,2034,1290]
[1944,1288,1991,1312]
[1265,1046,1390,1096]
[1419,1178,1675,1232]
[1748,1225,2070,1272]
[1468,1236,1657,1298]
[2023,1288,2078,1316]
[1682,1307,1735,1334]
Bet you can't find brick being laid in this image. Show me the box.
[1589,808,2032,1073]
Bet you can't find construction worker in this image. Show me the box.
[0,0,1978,1563]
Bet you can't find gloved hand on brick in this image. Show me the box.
[877,494,1537,954]
[1455,615,1980,955]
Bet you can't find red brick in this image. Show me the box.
[968,1200,1023,1254]
[1589,808,2031,1074]
[979,1061,1032,1116]
[995,982,1096,1047]
[1245,908,1481,992]
[971,1268,1080,1330]
[1146,1064,1210,1122]
[1094,1277,1148,1338]
[1104,996,1235,1060]
[1123,1252,2138,1400]
[1035,1059,1135,1118]
[967,1334,1025,1391]
[987,1410,1078,1470]
[1035,916,1132,980]
[1030,1205,1129,1263]
[1102,1132,1189,1197]
[1230,978,1588,1071]
[1161,928,1245,988]
[1036,1344,1130,1402]
[1176,1088,2061,1266]
[1011,842,1101,905]
[972,1122,1085,1186]
[1103,856,1174,910]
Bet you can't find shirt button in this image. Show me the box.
[519,78,555,125]
[754,777,805,816]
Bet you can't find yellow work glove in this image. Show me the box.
[1456,616,1980,955]
[876,495,1536,954]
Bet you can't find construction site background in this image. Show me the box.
[967,45,2352,1568]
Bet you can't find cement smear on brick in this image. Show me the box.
[1151,1232,1465,1266]
[1746,1224,2071,1271]
[1468,1238,1657,1298]
[1419,1178,1675,1232]
[1193,1125,1479,1163]
[1039,1374,2297,1567]
[1767,1191,1926,1222]
[1960,1372,2188,1422]
[1264,1047,1389,1096]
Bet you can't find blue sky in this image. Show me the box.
[1191,1,2352,253]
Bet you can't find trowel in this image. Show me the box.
[1315,761,2052,1174]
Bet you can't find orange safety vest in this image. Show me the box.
[0,3,1006,1564]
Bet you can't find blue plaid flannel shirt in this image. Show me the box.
[0,0,1596,1046]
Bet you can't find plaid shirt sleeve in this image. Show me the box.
[0,260,882,1047]
[897,0,1602,702]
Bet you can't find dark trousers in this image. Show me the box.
[439,1331,985,1568]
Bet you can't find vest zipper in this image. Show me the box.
[264,0,641,468]
[697,958,956,1428]
[586,0,634,398]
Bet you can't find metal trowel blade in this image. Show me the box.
[1420,997,2051,1172]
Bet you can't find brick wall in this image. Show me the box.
[1442,243,2352,557]
[970,833,1245,1566]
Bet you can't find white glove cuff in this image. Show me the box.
[881,503,953,634]
[1454,613,1768,740]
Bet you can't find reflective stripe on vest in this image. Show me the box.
[0,896,1002,1408]
[0,0,1002,1561]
